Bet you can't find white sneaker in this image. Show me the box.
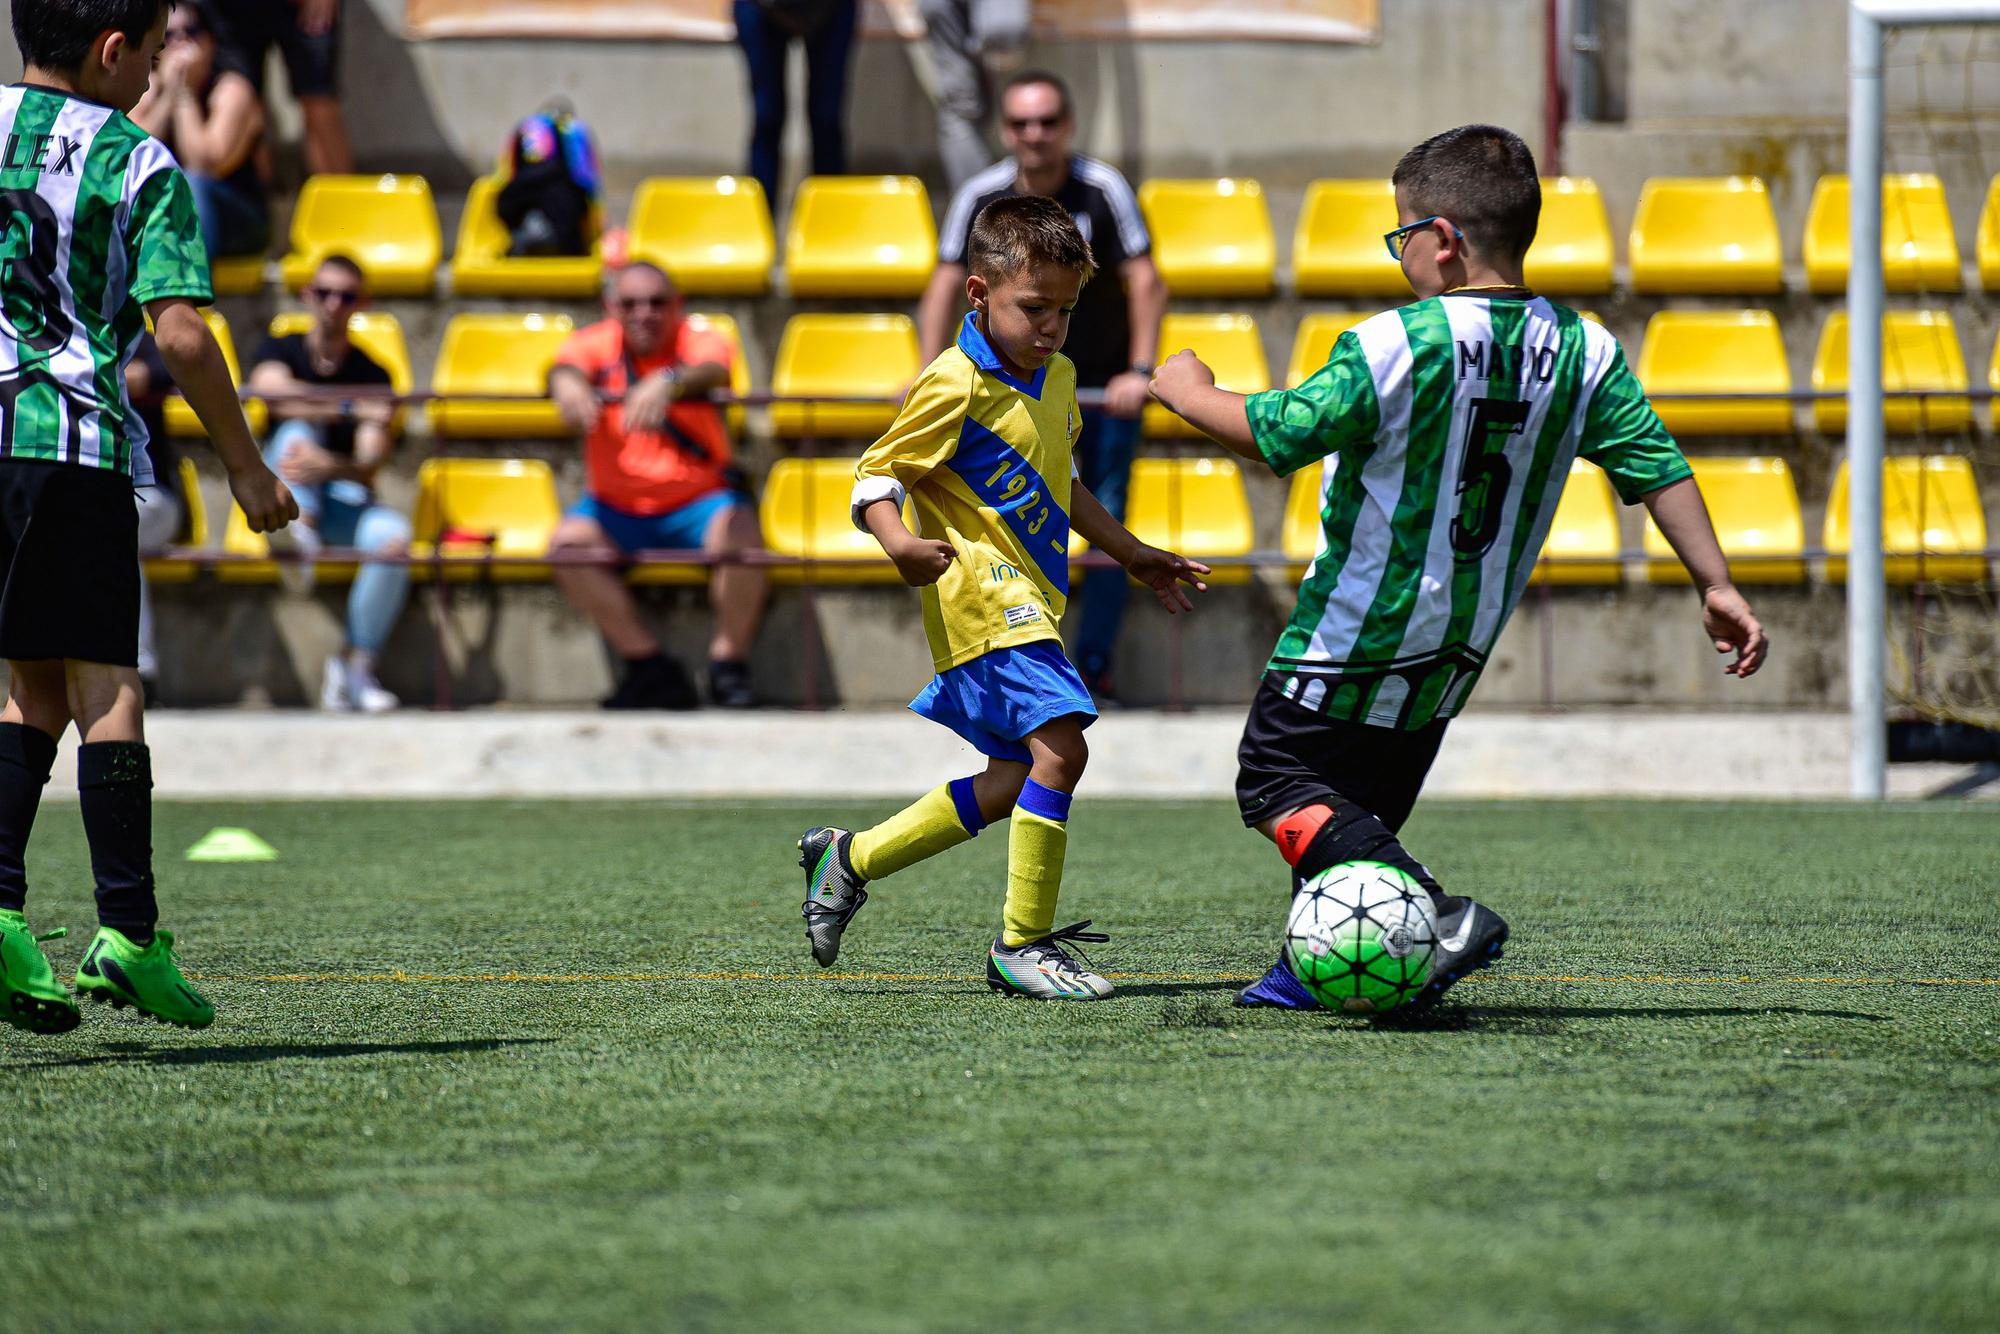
[319,654,353,712]
[346,661,399,714]
[264,521,320,595]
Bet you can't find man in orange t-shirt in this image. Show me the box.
[548,261,767,709]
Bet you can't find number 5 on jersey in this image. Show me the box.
[1451,396,1530,560]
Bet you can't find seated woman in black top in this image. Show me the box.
[130,0,270,261]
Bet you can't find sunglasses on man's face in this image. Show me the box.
[1383,215,1462,260]
[1005,114,1065,133]
[616,296,671,312]
[305,285,361,307]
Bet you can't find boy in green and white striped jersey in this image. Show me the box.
[0,0,298,1035]
[1151,125,1768,1011]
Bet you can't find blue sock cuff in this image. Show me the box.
[1017,779,1072,823]
[946,776,988,835]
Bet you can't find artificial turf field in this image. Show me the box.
[4,797,1997,1332]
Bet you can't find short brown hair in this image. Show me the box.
[967,195,1095,286]
[1391,124,1542,262]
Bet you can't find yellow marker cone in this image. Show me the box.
[185,827,278,862]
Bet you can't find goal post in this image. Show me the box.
[1846,1,2000,799]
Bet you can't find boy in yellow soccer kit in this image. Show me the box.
[796,196,1208,1000]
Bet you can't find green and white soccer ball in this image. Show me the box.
[1284,861,1439,1014]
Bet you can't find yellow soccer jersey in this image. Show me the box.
[851,313,1082,673]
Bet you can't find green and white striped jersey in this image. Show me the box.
[1246,294,1690,730]
[0,84,212,485]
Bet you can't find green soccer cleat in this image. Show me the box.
[74,927,215,1029]
[0,910,81,1035]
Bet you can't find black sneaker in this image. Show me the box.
[1409,897,1509,1009]
[708,659,755,709]
[601,655,699,711]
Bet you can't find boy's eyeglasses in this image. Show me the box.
[1005,114,1065,132]
[164,22,204,43]
[304,286,360,307]
[1383,215,1462,260]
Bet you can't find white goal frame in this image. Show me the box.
[1846,1,2000,797]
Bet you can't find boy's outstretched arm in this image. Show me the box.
[1070,482,1209,613]
[147,299,298,534]
[1148,351,1258,460]
[859,498,955,587]
[1643,477,1769,678]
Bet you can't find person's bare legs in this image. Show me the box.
[300,96,354,176]
[549,516,659,660]
[704,500,767,664]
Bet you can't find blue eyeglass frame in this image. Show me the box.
[1383,215,1462,259]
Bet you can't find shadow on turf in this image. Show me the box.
[8,1037,550,1069]
[1370,1003,1890,1033]
[1157,998,1889,1032]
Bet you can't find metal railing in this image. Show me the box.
[150,384,2000,711]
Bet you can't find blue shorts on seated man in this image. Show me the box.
[911,639,1098,761]
[569,487,747,553]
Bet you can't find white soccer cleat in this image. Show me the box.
[986,921,1115,1001]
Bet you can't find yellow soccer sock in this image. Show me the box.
[849,777,987,881]
[1001,781,1072,946]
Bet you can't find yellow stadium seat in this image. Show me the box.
[783,176,935,298]
[1125,458,1254,585]
[144,458,208,584]
[265,311,414,395]
[162,308,267,437]
[1138,178,1276,297]
[1292,180,1406,297]
[769,313,918,439]
[1803,173,1961,295]
[429,314,575,439]
[1635,310,1793,436]
[627,176,774,296]
[1530,461,1622,586]
[210,254,264,296]
[1978,175,1999,291]
[450,176,603,298]
[1989,325,2000,431]
[1524,176,1614,294]
[1643,457,1805,584]
[1627,177,1783,295]
[759,457,906,584]
[408,458,560,582]
[1147,313,1270,437]
[1824,455,1989,584]
[1281,467,1324,578]
[683,312,752,436]
[1286,312,1369,388]
[279,174,441,297]
[1811,310,1971,435]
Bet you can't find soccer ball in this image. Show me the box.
[1283,861,1439,1014]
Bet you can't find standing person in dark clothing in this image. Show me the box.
[917,70,1168,701]
[207,0,352,175]
[732,0,858,211]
